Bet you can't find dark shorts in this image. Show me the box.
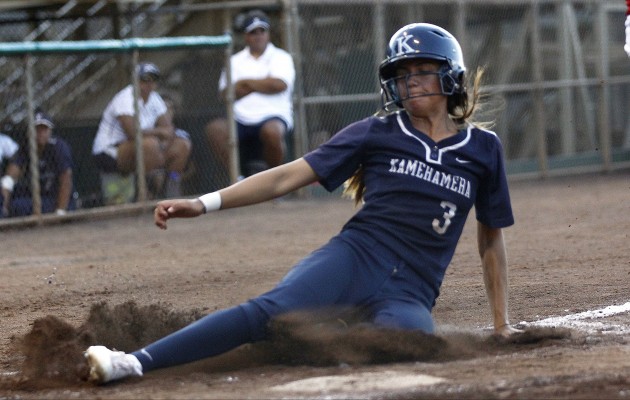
[236,117,288,142]
[237,117,288,174]
[93,152,118,173]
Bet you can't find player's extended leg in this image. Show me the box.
[132,305,253,371]
[85,305,254,383]
[85,229,400,383]
[133,232,381,372]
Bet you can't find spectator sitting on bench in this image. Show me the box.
[92,62,191,203]
[2,111,75,216]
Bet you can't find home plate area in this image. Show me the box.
[269,370,447,395]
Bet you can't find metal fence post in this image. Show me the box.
[224,10,239,185]
[24,54,42,218]
[530,2,548,177]
[596,3,612,172]
[132,50,148,202]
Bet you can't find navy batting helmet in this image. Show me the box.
[379,23,466,109]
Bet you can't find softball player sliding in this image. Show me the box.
[86,22,521,384]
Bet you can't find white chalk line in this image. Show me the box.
[518,301,630,334]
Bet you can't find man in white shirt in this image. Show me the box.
[92,63,191,198]
[206,9,295,178]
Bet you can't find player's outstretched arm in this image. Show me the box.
[219,158,318,209]
[154,158,319,230]
[477,222,522,338]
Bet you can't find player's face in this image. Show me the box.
[394,60,442,99]
[245,28,269,54]
[394,59,446,115]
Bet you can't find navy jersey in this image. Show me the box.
[304,111,513,299]
[13,137,73,199]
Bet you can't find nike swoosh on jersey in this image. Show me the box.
[455,157,471,164]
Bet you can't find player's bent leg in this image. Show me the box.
[244,230,402,324]
[371,299,435,333]
[245,237,358,319]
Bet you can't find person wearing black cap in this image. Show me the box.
[206,9,295,179]
[92,62,191,202]
[2,111,75,217]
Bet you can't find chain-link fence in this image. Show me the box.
[0,0,628,224]
[0,42,230,215]
[290,0,630,177]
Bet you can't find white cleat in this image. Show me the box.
[84,345,143,384]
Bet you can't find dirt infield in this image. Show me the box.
[0,170,629,399]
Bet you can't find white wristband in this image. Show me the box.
[198,192,222,213]
[1,175,15,192]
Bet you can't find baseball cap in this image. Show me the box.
[137,62,161,80]
[243,12,270,33]
[34,111,54,128]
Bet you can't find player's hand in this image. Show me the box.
[494,323,523,339]
[154,198,205,230]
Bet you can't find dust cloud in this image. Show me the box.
[0,301,570,390]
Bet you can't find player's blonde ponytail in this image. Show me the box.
[342,165,365,206]
[449,67,490,128]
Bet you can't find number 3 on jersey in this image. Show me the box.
[432,201,457,235]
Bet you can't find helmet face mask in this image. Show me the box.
[379,23,466,110]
